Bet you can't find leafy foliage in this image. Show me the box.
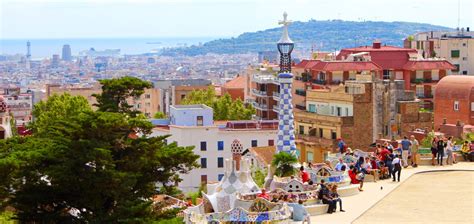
[0,79,200,223]
[271,152,298,177]
[93,76,153,116]
[161,20,452,56]
[182,86,255,120]
[421,131,435,148]
[153,112,167,119]
[252,167,266,187]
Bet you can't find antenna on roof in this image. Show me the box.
[457,0,461,32]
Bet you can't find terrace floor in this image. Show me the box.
[310,162,474,224]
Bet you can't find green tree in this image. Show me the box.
[271,152,298,177]
[153,112,167,119]
[182,86,255,120]
[93,76,153,116]
[0,93,199,223]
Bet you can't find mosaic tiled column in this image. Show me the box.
[277,73,297,154]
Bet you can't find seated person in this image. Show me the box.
[318,180,336,214]
[271,194,279,203]
[257,188,270,200]
[329,183,345,212]
[289,200,311,223]
[334,158,348,171]
[363,157,379,182]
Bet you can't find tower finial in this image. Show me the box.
[277,12,294,73]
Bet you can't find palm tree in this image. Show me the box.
[271,152,298,177]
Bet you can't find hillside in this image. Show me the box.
[161,20,452,56]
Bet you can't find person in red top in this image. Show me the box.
[348,165,363,191]
[300,166,310,183]
[257,188,270,200]
[380,147,390,162]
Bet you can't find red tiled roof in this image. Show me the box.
[295,60,321,69]
[223,75,246,89]
[309,61,382,72]
[337,45,417,70]
[402,60,456,70]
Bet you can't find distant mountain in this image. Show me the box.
[161,20,452,56]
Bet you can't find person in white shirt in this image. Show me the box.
[446,136,454,165]
[391,154,402,182]
[334,158,348,172]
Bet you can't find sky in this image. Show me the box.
[1,0,473,39]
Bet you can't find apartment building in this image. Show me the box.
[150,104,278,192]
[294,75,432,161]
[1,87,33,126]
[405,28,474,76]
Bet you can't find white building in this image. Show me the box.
[150,104,278,192]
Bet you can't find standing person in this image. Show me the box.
[380,146,392,177]
[461,141,470,161]
[300,166,310,183]
[329,184,345,212]
[431,136,439,166]
[437,138,446,166]
[338,138,346,155]
[410,135,420,167]
[400,136,411,168]
[392,154,402,182]
[445,136,454,165]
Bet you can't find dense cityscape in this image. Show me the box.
[0,0,473,223]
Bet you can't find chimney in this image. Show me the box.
[231,139,243,171]
[373,41,381,49]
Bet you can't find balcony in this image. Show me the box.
[295,111,354,125]
[252,74,278,84]
[252,89,270,97]
[295,134,337,148]
[252,101,270,111]
[295,89,306,96]
[311,79,327,85]
[272,91,280,100]
[272,104,279,113]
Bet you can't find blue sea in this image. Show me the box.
[0,37,219,59]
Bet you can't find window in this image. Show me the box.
[416,86,424,98]
[218,174,224,181]
[453,64,460,72]
[145,94,151,99]
[307,151,314,162]
[462,71,468,75]
[299,125,305,135]
[217,141,224,151]
[197,116,203,126]
[431,70,439,80]
[454,101,459,111]
[308,104,316,113]
[331,131,337,140]
[383,70,390,80]
[336,107,341,116]
[319,128,323,138]
[463,57,468,61]
[200,158,207,168]
[217,157,224,168]
[200,141,207,151]
[471,102,474,112]
[136,103,141,109]
[451,50,460,58]
[415,70,423,79]
[268,139,274,146]
[331,106,335,115]
[181,94,186,100]
[251,140,258,147]
[201,175,207,184]
[145,102,151,107]
[345,108,349,116]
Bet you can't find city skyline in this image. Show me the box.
[1,0,473,39]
